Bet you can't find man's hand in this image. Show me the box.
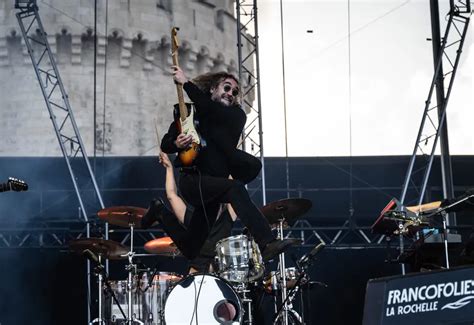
[171,65,188,85]
[175,133,193,149]
[159,152,173,169]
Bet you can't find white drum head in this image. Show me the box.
[164,274,242,324]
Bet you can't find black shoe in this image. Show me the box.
[141,198,164,229]
[261,238,302,262]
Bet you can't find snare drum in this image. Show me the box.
[164,273,242,324]
[215,234,264,283]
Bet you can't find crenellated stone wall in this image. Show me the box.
[0,0,252,156]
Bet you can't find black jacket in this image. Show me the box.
[161,81,261,184]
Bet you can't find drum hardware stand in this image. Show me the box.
[276,217,289,325]
[272,274,305,323]
[232,233,257,325]
[271,269,305,325]
[90,254,105,325]
[232,272,253,325]
[272,243,326,324]
[237,285,254,325]
[87,253,128,324]
[124,220,144,325]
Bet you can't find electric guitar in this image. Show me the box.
[0,177,28,193]
[171,27,201,166]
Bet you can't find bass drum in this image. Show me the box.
[164,274,242,324]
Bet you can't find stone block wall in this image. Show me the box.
[0,0,253,156]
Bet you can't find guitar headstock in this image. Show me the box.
[7,177,28,192]
[171,27,179,54]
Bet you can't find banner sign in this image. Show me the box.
[363,266,474,325]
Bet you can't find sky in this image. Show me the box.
[254,0,473,157]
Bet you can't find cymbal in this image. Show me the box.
[69,238,128,260]
[261,198,312,226]
[144,237,181,256]
[97,206,147,228]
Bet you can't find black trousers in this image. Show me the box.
[159,203,219,260]
[175,171,274,259]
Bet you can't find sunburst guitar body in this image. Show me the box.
[174,102,201,166]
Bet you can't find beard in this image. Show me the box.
[212,93,233,107]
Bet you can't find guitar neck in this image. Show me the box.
[171,48,188,121]
[175,84,188,121]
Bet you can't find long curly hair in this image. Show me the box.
[191,72,239,95]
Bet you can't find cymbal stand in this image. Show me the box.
[91,255,127,324]
[125,221,143,325]
[272,269,306,325]
[273,253,326,325]
[90,254,104,324]
[276,217,289,325]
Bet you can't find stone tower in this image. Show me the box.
[0,0,251,156]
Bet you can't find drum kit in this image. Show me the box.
[70,198,324,324]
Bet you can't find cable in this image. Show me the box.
[347,0,354,220]
[197,169,211,232]
[101,0,109,185]
[189,274,205,325]
[93,0,97,167]
[279,0,290,199]
[301,0,411,62]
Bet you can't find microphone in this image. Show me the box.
[298,243,325,266]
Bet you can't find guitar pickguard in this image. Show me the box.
[180,107,201,145]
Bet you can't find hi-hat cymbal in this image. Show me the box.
[261,198,312,226]
[144,237,181,256]
[97,206,147,228]
[69,238,128,260]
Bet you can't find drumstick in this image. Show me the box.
[154,119,162,155]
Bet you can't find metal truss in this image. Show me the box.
[15,2,106,322]
[283,220,386,248]
[0,218,387,249]
[15,0,105,222]
[236,0,267,204]
[0,219,166,250]
[2,213,471,249]
[0,221,87,248]
[400,0,471,207]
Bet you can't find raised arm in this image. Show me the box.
[172,65,215,116]
[159,152,187,224]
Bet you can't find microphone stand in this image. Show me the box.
[271,252,325,324]
[271,269,305,324]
